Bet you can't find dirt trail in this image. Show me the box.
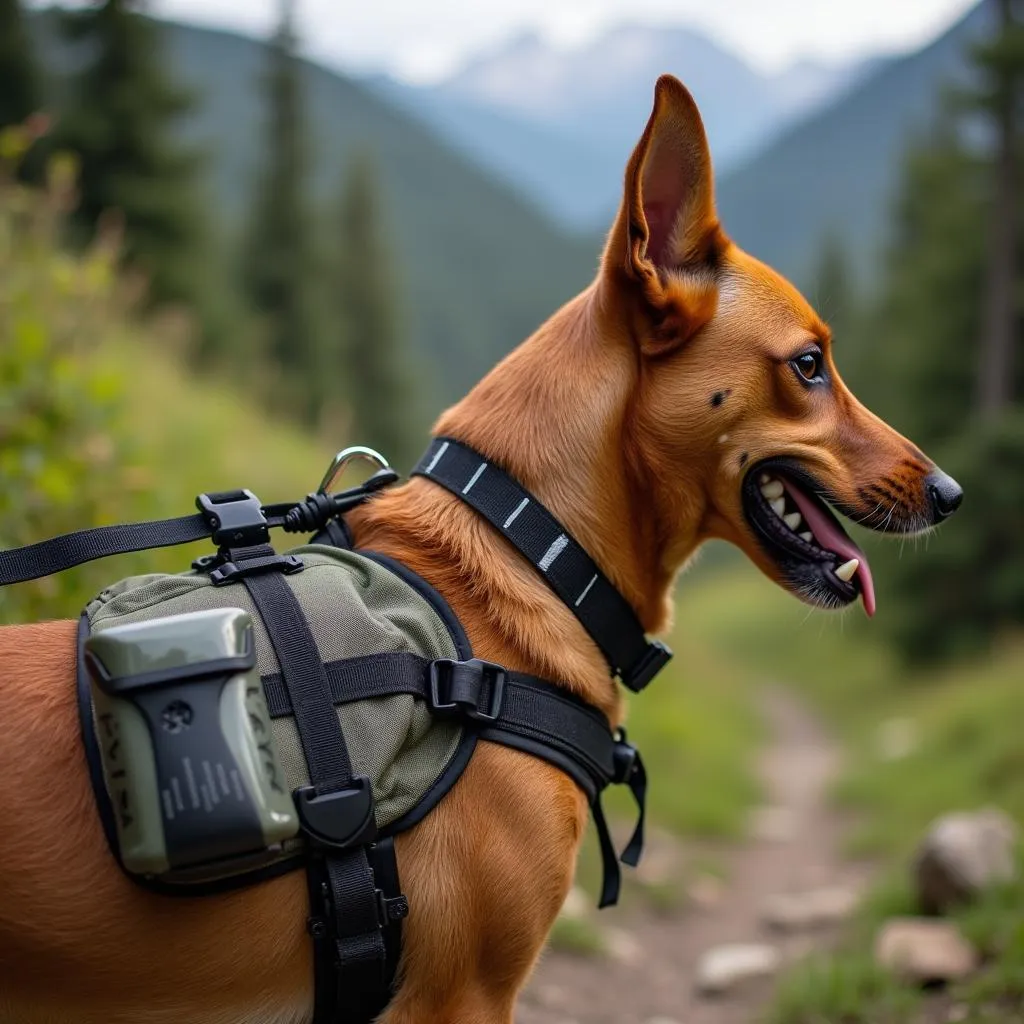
[517,686,870,1024]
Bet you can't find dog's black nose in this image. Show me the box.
[925,469,963,522]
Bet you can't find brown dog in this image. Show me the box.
[0,76,960,1023]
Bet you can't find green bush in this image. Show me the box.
[0,132,137,623]
[876,411,1024,663]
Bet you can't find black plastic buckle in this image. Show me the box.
[620,640,673,693]
[428,658,506,722]
[196,490,269,547]
[294,778,377,851]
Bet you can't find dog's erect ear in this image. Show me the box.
[605,76,721,317]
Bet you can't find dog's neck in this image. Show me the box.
[347,284,703,718]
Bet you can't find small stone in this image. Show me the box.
[761,886,860,932]
[694,943,781,995]
[913,809,1019,914]
[874,918,978,983]
[748,805,798,843]
[947,1005,969,1022]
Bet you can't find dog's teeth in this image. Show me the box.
[761,480,784,500]
[770,498,786,517]
[835,558,860,583]
[800,531,813,543]
[760,473,770,485]
[783,512,802,530]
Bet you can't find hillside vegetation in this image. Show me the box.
[29,10,597,407]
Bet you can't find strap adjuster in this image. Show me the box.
[620,640,673,692]
[428,659,506,722]
[196,490,269,547]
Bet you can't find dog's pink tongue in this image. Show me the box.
[785,485,877,617]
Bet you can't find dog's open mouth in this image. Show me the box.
[742,460,876,617]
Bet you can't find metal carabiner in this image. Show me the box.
[317,446,391,495]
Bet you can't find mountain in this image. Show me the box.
[716,1,993,292]
[32,11,598,408]
[369,26,869,230]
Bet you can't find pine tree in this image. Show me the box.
[335,154,419,470]
[0,0,40,130]
[241,0,321,424]
[55,0,206,310]
[973,0,1023,414]
[854,118,986,447]
[863,5,1024,663]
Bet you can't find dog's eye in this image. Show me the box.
[793,351,823,383]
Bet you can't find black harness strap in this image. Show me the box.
[232,545,395,1024]
[261,651,647,908]
[412,437,672,692]
[0,513,211,585]
[5,449,659,1007]
[0,472,398,587]
[237,546,359,793]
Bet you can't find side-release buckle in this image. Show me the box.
[196,490,269,547]
[428,659,506,722]
[294,777,377,850]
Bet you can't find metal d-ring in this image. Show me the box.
[318,446,391,495]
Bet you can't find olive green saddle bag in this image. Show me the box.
[79,543,474,891]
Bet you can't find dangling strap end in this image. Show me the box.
[591,795,622,909]
[614,734,648,868]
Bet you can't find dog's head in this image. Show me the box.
[604,76,962,616]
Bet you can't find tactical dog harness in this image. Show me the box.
[0,438,672,1023]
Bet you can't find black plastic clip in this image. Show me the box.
[196,490,269,547]
[294,778,377,851]
[428,658,506,722]
[620,639,673,693]
[377,890,410,923]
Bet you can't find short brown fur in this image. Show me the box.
[0,77,948,1023]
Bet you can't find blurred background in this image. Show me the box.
[0,0,1021,1020]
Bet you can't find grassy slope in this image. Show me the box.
[675,552,1024,857]
[2,340,330,622]
[672,549,1024,1023]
